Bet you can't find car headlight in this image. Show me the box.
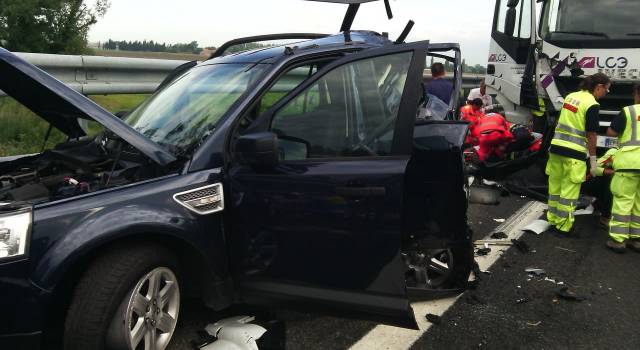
[0,210,32,260]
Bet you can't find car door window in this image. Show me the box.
[271,52,413,160]
[259,65,320,114]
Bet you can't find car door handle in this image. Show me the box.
[335,186,386,198]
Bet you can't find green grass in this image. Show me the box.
[0,94,148,157]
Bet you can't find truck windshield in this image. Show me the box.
[541,0,640,41]
[124,63,268,155]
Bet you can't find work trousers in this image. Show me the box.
[546,153,586,232]
[582,176,613,218]
[609,172,640,243]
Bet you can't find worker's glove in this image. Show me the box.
[589,156,598,177]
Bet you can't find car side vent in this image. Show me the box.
[173,184,224,215]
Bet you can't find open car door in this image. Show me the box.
[226,41,429,329]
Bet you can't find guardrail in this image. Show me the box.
[2,52,483,96]
[11,52,187,95]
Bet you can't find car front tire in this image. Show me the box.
[64,243,180,350]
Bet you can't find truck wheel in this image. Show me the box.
[64,244,181,350]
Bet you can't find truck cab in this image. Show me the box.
[486,0,639,154]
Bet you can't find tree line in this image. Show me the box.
[101,39,203,54]
[0,0,110,54]
[430,57,487,75]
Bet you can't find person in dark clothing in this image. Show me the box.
[425,62,453,105]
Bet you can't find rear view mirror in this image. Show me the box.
[504,0,519,37]
[505,8,517,37]
[235,132,279,168]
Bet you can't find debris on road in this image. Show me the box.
[482,179,498,186]
[555,287,587,302]
[490,231,508,239]
[574,204,594,216]
[527,321,542,327]
[475,239,512,246]
[555,246,577,253]
[426,313,442,325]
[516,297,532,304]
[525,268,546,276]
[493,218,506,223]
[522,219,551,235]
[476,247,491,256]
[511,239,531,253]
[200,316,267,350]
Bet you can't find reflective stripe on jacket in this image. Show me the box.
[613,105,640,170]
[551,90,598,154]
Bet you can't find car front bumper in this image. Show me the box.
[0,259,50,350]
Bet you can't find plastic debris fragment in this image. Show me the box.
[490,231,508,239]
[555,287,586,302]
[525,268,546,276]
[426,313,442,325]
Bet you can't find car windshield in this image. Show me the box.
[541,0,640,40]
[124,63,268,155]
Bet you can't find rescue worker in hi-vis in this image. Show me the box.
[546,73,611,234]
[604,84,640,253]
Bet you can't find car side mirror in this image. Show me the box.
[235,132,279,168]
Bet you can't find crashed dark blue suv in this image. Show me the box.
[0,13,472,349]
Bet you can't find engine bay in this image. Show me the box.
[0,134,172,205]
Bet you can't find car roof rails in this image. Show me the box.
[305,0,393,32]
[210,33,330,59]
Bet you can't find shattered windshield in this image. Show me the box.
[541,0,640,40]
[124,63,268,155]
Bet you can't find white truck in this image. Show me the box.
[486,0,638,150]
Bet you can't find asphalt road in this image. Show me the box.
[169,192,640,350]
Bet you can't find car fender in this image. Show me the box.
[29,170,229,292]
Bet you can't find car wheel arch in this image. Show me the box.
[41,233,229,344]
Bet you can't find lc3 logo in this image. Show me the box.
[579,56,628,69]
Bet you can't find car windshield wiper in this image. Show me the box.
[552,31,609,38]
[626,33,640,36]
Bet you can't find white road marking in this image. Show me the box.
[350,201,547,350]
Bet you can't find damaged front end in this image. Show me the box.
[0,48,179,206]
[0,137,169,205]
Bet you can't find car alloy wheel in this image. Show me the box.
[111,267,181,350]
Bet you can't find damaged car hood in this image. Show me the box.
[0,48,176,166]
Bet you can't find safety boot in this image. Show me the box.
[626,239,640,253]
[606,239,626,253]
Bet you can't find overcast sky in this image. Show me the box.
[89,0,495,65]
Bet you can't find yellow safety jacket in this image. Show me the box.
[532,96,546,117]
[551,90,598,154]
[613,104,640,170]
